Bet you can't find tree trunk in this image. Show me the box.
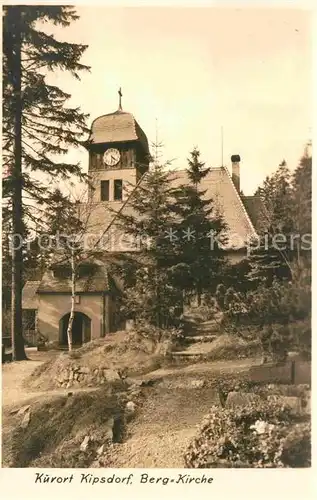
[154,266,161,329]
[197,284,202,307]
[66,249,76,351]
[11,7,27,361]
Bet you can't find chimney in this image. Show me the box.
[231,154,241,193]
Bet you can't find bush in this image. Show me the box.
[218,280,311,361]
[204,334,261,362]
[222,280,310,327]
[289,319,311,360]
[184,400,310,468]
[184,303,218,323]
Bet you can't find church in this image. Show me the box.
[22,92,261,348]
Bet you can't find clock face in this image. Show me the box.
[103,148,120,166]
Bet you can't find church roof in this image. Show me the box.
[168,167,258,249]
[241,195,266,232]
[85,166,258,252]
[37,273,109,294]
[36,260,112,294]
[88,110,149,153]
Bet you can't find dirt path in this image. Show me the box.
[2,350,97,410]
[104,358,261,468]
[107,386,218,467]
[2,351,260,468]
[138,356,260,381]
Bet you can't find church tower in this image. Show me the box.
[84,89,150,206]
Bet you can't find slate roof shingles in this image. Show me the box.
[89,110,149,153]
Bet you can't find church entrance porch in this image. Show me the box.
[59,312,91,347]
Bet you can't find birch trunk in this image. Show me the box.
[66,249,76,351]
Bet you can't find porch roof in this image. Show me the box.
[22,281,40,309]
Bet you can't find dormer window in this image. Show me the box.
[53,266,71,279]
[53,264,94,279]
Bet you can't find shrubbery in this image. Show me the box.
[184,400,311,468]
[183,300,218,323]
[215,278,311,361]
[219,280,310,327]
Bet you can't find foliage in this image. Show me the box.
[135,322,183,346]
[204,334,260,362]
[217,278,311,360]
[288,319,311,361]
[2,5,89,360]
[110,161,183,329]
[222,280,310,327]
[184,302,218,323]
[221,258,255,292]
[249,160,294,284]
[169,148,227,302]
[3,5,90,222]
[184,400,311,468]
[8,390,125,467]
[292,148,312,239]
[186,146,211,185]
[112,148,228,326]
[2,309,11,337]
[115,263,183,329]
[249,149,312,284]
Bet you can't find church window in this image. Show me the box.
[100,180,110,201]
[114,179,123,201]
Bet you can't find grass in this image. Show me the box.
[5,389,126,468]
[203,334,261,362]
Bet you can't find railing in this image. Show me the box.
[2,330,38,349]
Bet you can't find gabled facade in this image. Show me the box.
[22,258,120,347]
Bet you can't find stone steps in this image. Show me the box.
[181,318,220,337]
[171,319,220,362]
[184,335,217,344]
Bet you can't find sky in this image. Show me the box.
[46,5,312,195]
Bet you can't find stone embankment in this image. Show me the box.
[56,365,123,389]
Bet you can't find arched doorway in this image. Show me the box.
[59,312,91,347]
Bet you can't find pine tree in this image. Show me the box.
[291,143,312,268]
[249,159,301,284]
[170,148,227,305]
[2,6,89,360]
[110,161,181,328]
[186,147,210,186]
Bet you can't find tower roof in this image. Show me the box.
[88,110,149,153]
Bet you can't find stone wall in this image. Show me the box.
[55,364,122,389]
[250,360,311,385]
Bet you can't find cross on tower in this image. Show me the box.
[118,87,122,110]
